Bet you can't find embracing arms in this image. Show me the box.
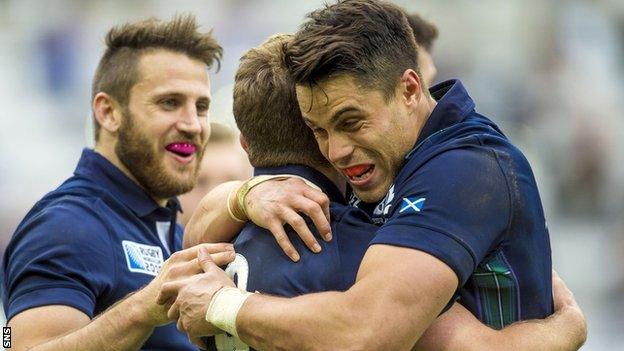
[7,244,234,351]
[161,246,586,351]
[183,177,332,261]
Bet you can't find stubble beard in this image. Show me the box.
[115,110,205,199]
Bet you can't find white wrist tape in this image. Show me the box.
[206,287,253,338]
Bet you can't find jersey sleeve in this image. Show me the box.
[3,200,116,320]
[370,148,511,286]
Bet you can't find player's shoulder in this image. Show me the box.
[396,112,532,197]
[30,190,107,224]
[401,112,514,174]
[4,194,116,283]
[399,145,505,192]
[11,189,112,251]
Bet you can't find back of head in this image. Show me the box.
[406,13,438,52]
[233,34,330,169]
[286,0,420,100]
[91,14,223,141]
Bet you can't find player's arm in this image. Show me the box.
[164,244,458,350]
[184,180,244,248]
[183,176,331,261]
[7,243,234,351]
[415,271,586,351]
[9,296,158,351]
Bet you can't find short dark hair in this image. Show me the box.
[406,13,438,52]
[285,0,419,100]
[233,34,330,169]
[92,14,222,141]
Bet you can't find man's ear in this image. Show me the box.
[400,69,423,106]
[239,133,250,153]
[93,92,123,134]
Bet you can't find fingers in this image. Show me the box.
[281,178,331,243]
[280,206,321,254]
[199,242,235,254]
[189,336,207,350]
[243,176,333,260]
[550,270,587,348]
[302,187,332,241]
[198,246,217,272]
[291,196,331,246]
[157,280,186,305]
[169,243,234,263]
[159,246,235,304]
[266,221,300,262]
[163,259,203,282]
[210,250,236,267]
[552,269,576,311]
[552,269,561,282]
[167,300,180,320]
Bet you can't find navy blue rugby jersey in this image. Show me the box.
[353,80,553,329]
[206,165,376,351]
[2,149,194,350]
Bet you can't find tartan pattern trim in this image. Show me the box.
[471,251,519,329]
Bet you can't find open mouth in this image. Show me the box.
[165,142,197,158]
[342,164,375,183]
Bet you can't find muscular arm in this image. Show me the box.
[415,270,587,351]
[236,245,458,350]
[183,177,331,262]
[8,294,157,351]
[168,249,585,351]
[7,243,234,351]
[184,181,244,248]
[236,259,584,351]
[415,303,585,351]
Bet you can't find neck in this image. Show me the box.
[412,94,438,144]
[94,141,168,207]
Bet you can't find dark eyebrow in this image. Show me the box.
[197,96,211,105]
[330,106,361,125]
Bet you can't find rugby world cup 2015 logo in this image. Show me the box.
[122,240,164,276]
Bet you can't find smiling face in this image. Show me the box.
[115,50,211,199]
[297,72,430,203]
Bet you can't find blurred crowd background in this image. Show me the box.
[0,0,622,349]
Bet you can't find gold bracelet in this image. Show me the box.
[226,186,246,222]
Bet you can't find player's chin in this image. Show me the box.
[160,167,198,189]
[353,184,387,203]
[354,176,391,203]
[164,155,200,174]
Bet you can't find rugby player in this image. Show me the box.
[2,15,233,350]
[161,1,584,349]
[177,33,584,351]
